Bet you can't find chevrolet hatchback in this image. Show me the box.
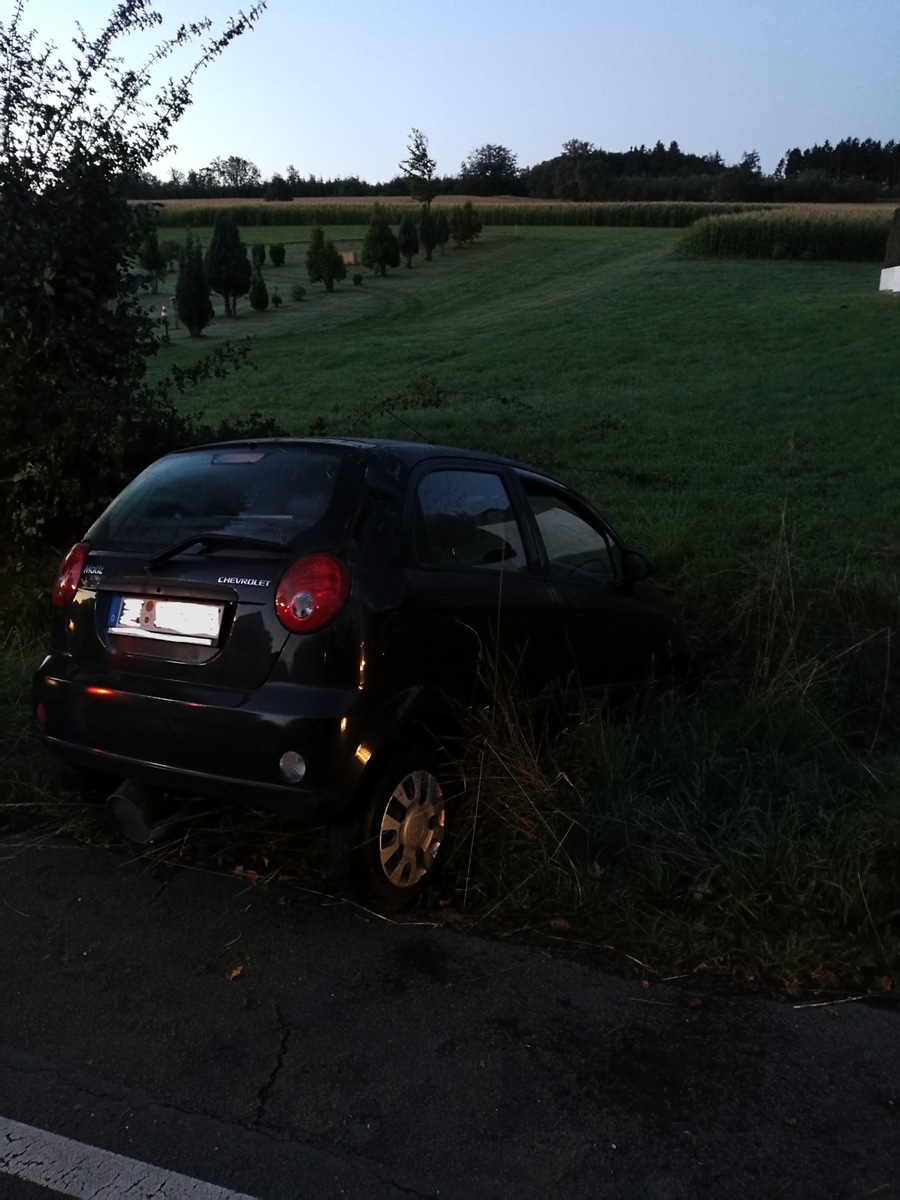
[34,438,684,909]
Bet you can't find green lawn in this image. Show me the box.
[150,224,899,579]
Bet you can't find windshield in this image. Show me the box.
[87,444,347,551]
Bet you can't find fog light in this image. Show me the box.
[279,751,307,783]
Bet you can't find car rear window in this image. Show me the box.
[87,444,346,550]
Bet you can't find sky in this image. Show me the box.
[10,0,900,183]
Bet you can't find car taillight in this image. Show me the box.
[275,553,350,634]
[52,542,90,608]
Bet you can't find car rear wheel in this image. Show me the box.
[329,747,453,912]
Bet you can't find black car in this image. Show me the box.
[33,438,684,909]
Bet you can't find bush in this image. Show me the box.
[269,242,286,266]
[352,272,363,286]
[306,226,346,291]
[251,243,266,266]
[248,265,269,311]
[449,200,482,247]
[290,283,306,301]
[271,287,282,307]
[160,239,182,270]
[361,204,401,276]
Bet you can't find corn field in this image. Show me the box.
[678,209,892,261]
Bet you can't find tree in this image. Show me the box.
[448,200,482,247]
[175,234,214,337]
[0,1,266,551]
[264,172,292,201]
[306,226,346,291]
[306,227,326,279]
[397,213,419,268]
[137,224,167,294]
[206,154,262,193]
[361,205,401,276]
[739,149,762,176]
[435,211,450,256]
[205,213,252,316]
[562,139,595,158]
[400,128,438,208]
[160,238,182,270]
[459,144,521,195]
[248,265,269,311]
[419,207,439,262]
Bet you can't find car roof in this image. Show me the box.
[180,436,559,480]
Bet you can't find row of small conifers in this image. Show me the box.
[149,199,898,262]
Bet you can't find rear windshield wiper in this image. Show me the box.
[146,532,289,569]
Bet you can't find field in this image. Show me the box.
[8,220,900,990]
[148,222,899,569]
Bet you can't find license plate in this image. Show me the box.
[109,597,224,645]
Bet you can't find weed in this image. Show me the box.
[446,534,900,988]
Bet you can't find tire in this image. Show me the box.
[329,746,454,912]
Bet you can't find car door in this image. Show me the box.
[517,476,675,691]
[396,464,561,710]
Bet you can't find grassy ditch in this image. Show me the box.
[452,543,899,989]
[4,222,899,990]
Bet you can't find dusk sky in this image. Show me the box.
[12,0,900,183]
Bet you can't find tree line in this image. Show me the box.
[126,134,900,206]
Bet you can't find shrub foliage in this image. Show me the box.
[362,204,401,276]
[0,1,267,554]
[175,233,214,337]
[306,226,346,291]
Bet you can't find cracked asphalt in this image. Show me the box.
[0,838,898,1199]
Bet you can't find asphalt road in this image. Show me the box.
[0,838,897,1199]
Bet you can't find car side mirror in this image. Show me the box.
[621,550,651,581]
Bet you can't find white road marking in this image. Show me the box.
[0,1115,259,1199]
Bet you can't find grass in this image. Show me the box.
[147,224,899,570]
[452,543,899,990]
[6,220,900,991]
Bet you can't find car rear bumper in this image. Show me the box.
[33,656,367,819]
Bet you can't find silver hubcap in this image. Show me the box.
[378,769,445,888]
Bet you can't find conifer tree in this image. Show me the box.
[306,227,346,292]
[398,213,420,267]
[419,208,439,262]
[175,235,214,337]
[248,264,269,311]
[204,214,251,316]
[362,205,401,277]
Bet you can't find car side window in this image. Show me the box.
[415,470,527,571]
[522,482,620,583]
